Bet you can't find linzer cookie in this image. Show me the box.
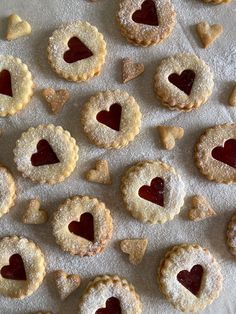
[227,214,236,257]
[154,53,214,111]
[52,196,113,257]
[117,0,176,46]
[0,55,34,116]
[81,90,141,149]
[13,124,79,184]
[79,275,142,314]
[158,244,223,313]
[0,236,46,299]
[121,160,185,224]
[48,21,106,82]
[0,166,16,219]
[195,123,236,184]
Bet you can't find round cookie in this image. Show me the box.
[0,166,16,219]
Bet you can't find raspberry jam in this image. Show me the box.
[63,37,93,64]
[1,254,27,281]
[68,213,94,242]
[139,177,164,207]
[0,69,13,97]
[211,139,236,169]
[132,0,159,26]
[96,297,122,314]
[96,103,122,131]
[31,139,60,167]
[168,69,195,96]
[177,265,203,296]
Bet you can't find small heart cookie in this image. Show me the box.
[229,85,236,107]
[42,88,70,114]
[120,238,148,265]
[54,270,81,300]
[86,160,111,185]
[122,58,144,83]
[196,22,223,48]
[157,126,184,150]
[188,195,216,221]
[6,14,32,41]
[22,199,48,224]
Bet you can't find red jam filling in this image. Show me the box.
[31,139,60,167]
[68,213,94,242]
[96,103,122,131]
[0,69,13,97]
[96,297,122,314]
[177,265,203,296]
[138,177,164,207]
[211,139,236,169]
[132,0,159,26]
[1,254,27,281]
[63,37,93,64]
[168,70,196,96]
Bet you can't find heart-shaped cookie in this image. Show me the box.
[212,139,236,169]
[96,297,122,314]
[68,213,95,242]
[0,70,13,97]
[196,22,223,48]
[120,238,148,265]
[157,125,184,150]
[122,58,144,83]
[54,270,81,300]
[22,199,48,224]
[188,195,216,221]
[132,0,159,26]
[42,88,70,114]
[139,177,164,206]
[168,69,196,96]
[177,264,203,296]
[31,139,60,167]
[86,160,112,185]
[1,254,27,281]
[96,103,122,131]
[6,14,31,41]
[64,37,93,64]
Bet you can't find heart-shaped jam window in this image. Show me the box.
[96,297,122,314]
[132,0,159,26]
[168,70,196,96]
[63,37,93,64]
[0,69,13,97]
[211,139,236,169]
[31,139,60,167]
[139,177,164,207]
[68,212,95,242]
[177,264,203,296]
[1,254,27,281]
[96,103,122,131]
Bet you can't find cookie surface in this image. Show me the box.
[0,166,16,219]
[226,214,236,257]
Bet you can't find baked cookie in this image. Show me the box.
[52,196,113,257]
[48,21,106,82]
[158,244,223,313]
[22,199,48,224]
[117,0,176,47]
[79,275,141,314]
[121,160,185,224]
[14,124,79,184]
[157,125,184,150]
[195,123,236,184]
[0,236,46,299]
[120,238,148,265]
[229,85,236,107]
[0,166,16,219]
[196,22,223,48]
[0,55,34,116]
[202,0,231,4]
[188,195,216,221]
[226,214,236,257]
[42,88,70,114]
[86,160,112,185]
[81,90,141,149]
[6,14,32,41]
[154,53,214,111]
[54,270,81,300]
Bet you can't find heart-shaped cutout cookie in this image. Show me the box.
[132,0,159,26]
[196,22,223,48]
[122,58,144,83]
[139,177,164,206]
[63,37,93,64]
[157,125,184,150]
[68,213,94,242]
[168,69,196,95]
[31,139,60,167]
[120,238,148,265]
[0,70,13,97]
[6,14,32,41]
[96,103,122,131]
[86,160,112,185]
[188,195,216,221]
[177,264,203,296]
[96,297,122,314]
[211,139,236,169]
[42,88,70,114]
[54,270,81,300]
[1,254,27,281]
[22,199,48,224]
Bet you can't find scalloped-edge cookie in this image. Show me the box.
[52,195,113,257]
[117,0,176,47]
[195,123,236,184]
[121,160,186,224]
[54,270,81,300]
[78,275,142,314]
[48,21,106,82]
[13,124,79,184]
[226,214,236,257]
[0,236,46,299]
[158,243,223,313]
[0,166,16,219]
[81,90,141,149]
[154,53,214,111]
[0,55,34,116]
